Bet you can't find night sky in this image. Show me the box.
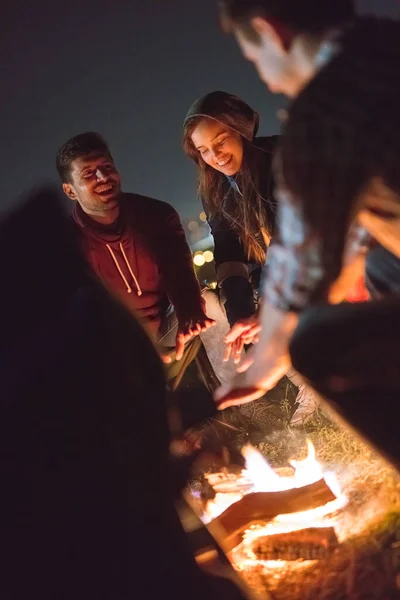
[2,0,399,220]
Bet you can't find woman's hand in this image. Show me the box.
[215,304,299,410]
[223,314,261,364]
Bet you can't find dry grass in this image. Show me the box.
[236,403,400,600]
[258,406,400,520]
[189,381,400,599]
[238,512,400,600]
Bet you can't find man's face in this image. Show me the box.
[63,154,122,219]
[235,22,300,98]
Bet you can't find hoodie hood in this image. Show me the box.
[71,193,204,337]
[72,199,130,244]
[183,91,259,142]
[72,199,143,297]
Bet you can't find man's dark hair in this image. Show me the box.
[219,0,356,44]
[56,131,113,183]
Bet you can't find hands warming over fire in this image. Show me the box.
[215,303,299,411]
[223,313,261,364]
[175,313,215,361]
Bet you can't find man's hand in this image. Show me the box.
[215,371,267,410]
[175,314,215,361]
[214,356,289,410]
[223,314,261,364]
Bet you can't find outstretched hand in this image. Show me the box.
[214,354,289,411]
[215,303,298,411]
[223,314,261,364]
[214,370,267,410]
[175,313,215,361]
[215,343,274,410]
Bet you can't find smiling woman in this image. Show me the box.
[183,91,278,331]
[190,119,244,177]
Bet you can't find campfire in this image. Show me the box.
[192,441,347,570]
[184,412,400,599]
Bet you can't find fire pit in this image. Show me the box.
[185,417,400,600]
[192,441,346,566]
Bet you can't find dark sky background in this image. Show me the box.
[2,0,399,219]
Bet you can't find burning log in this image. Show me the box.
[208,479,336,552]
[251,526,339,561]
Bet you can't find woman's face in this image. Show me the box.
[191,118,244,176]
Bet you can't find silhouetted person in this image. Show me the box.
[0,187,245,599]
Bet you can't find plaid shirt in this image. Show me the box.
[262,21,400,314]
[263,186,371,313]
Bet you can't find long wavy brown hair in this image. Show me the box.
[183,117,275,264]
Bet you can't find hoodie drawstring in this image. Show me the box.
[106,243,142,296]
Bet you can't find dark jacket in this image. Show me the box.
[205,135,279,326]
[0,187,245,599]
[72,192,203,336]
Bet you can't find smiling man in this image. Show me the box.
[56,132,215,366]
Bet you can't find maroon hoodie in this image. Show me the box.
[72,193,204,336]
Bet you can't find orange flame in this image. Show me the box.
[203,440,345,525]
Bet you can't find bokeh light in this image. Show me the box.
[188,220,199,232]
[199,211,207,222]
[193,253,205,267]
[203,250,214,263]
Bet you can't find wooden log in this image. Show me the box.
[252,526,339,561]
[208,479,336,552]
[205,471,253,495]
[178,496,269,600]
